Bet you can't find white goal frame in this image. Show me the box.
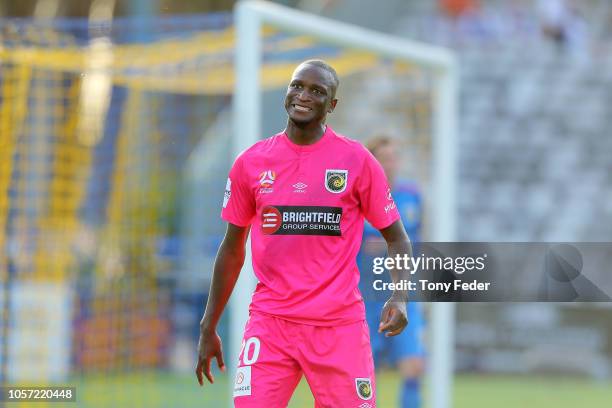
[231,1,458,407]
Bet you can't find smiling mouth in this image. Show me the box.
[292,104,312,112]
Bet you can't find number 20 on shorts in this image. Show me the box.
[239,337,260,366]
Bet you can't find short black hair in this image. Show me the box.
[300,59,339,97]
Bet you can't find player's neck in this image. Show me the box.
[284,121,326,146]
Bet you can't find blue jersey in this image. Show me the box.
[359,181,423,297]
[359,180,425,364]
[363,180,421,242]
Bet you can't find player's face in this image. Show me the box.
[374,143,400,182]
[284,64,337,127]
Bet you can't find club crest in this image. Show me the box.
[355,378,372,400]
[325,169,348,193]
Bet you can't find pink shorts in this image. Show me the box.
[233,311,376,408]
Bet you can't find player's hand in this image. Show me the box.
[195,328,226,386]
[378,300,408,337]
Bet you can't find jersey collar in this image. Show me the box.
[282,125,333,152]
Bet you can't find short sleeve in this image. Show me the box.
[357,149,400,230]
[221,154,255,226]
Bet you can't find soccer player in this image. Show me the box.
[359,135,426,408]
[195,59,412,407]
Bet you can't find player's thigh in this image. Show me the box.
[301,320,377,408]
[233,313,302,407]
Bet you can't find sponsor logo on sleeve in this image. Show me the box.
[222,178,231,208]
[384,187,396,213]
[384,201,396,213]
[261,206,342,236]
[325,169,348,193]
[233,366,252,397]
[355,378,373,401]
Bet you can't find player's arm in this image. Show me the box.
[378,220,412,337]
[196,222,249,386]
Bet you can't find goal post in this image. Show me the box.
[232,1,458,407]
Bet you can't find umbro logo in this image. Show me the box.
[293,182,307,193]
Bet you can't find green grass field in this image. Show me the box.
[7,371,612,407]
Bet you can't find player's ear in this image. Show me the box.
[328,98,337,113]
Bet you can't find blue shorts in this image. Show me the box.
[364,300,425,366]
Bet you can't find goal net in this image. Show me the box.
[0,13,234,407]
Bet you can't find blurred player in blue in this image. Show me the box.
[359,135,426,408]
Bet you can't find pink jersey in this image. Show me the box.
[221,126,400,325]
